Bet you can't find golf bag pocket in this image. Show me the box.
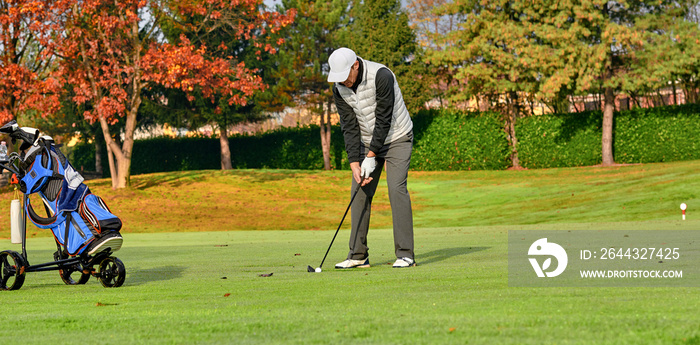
[79,193,122,237]
[50,212,95,256]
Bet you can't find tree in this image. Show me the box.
[0,0,61,124]
[632,1,700,105]
[431,0,685,167]
[275,0,352,170]
[677,1,700,103]
[153,2,295,170]
[406,0,463,49]
[524,1,686,166]
[340,0,429,114]
[54,0,294,188]
[427,0,541,168]
[405,0,465,108]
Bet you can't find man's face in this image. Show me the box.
[341,61,360,88]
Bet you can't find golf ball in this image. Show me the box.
[681,203,687,211]
[315,267,322,273]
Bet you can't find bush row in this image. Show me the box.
[516,110,603,168]
[69,104,700,174]
[614,105,700,164]
[516,104,700,169]
[411,109,511,170]
[71,126,349,175]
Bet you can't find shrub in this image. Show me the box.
[69,104,700,175]
[516,111,602,169]
[615,104,700,163]
[516,104,700,168]
[411,109,511,170]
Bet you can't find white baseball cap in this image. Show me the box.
[327,47,357,83]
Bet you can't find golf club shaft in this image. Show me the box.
[318,184,362,268]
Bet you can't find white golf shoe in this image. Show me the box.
[393,257,416,268]
[335,258,370,269]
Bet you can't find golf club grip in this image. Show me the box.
[318,184,362,268]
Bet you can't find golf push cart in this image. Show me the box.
[0,120,125,290]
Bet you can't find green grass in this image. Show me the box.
[2,159,699,238]
[0,161,699,344]
[1,222,698,344]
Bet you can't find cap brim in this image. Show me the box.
[327,69,351,83]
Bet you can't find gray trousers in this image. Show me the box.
[348,132,414,260]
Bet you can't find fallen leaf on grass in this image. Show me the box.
[95,302,118,307]
[258,273,273,277]
[224,293,231,297]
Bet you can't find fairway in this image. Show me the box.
[1,162,699,344]
[4,159,700,238]
[1,221,698,344]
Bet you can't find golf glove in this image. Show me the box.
[360,156,376,178]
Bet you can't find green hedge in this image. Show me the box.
[411,109,511,170]
[69,104,700,175]
[227,126,347,170]
[71,125,349,176]
[516,104,700,169]
[615,104,700,163]
[516,111,602,169]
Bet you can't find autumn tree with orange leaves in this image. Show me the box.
[152,1,296,170]
[0,0,62,124]
[55,0,294,188]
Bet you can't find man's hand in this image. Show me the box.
[360,156,376,178]
[350,162,373,186]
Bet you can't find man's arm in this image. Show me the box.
[368,68,395,155]
[333,85,362,164]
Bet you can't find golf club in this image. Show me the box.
[307,184,362,273]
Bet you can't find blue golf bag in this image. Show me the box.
[10,124,123,257]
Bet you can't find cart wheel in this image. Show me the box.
[0,250,27,291]
[98,257,125,288]
[60,265,90,285]
[54,252,90,285]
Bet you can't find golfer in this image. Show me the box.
[327,47,415,269]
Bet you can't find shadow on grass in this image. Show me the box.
[126,265,186,286]
[131,171,212,190]
[129,169,321,189]
[417,246,489,265]
[225,169,318,183]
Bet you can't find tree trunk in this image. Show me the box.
[683,85,695,104]
[571,96,581,113]
[657,89,666,106]
[320,99,332,170]
[118,91,139,188]
[601,86,615,166]
[219,124,232,170]
[507,91,520,169]
[94,139,102,174]
[103,130,118,189]
[99,103,137,189]
[672,81,677,105]
[100,120,130,189]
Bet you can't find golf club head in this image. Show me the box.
[307,265,316,273]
